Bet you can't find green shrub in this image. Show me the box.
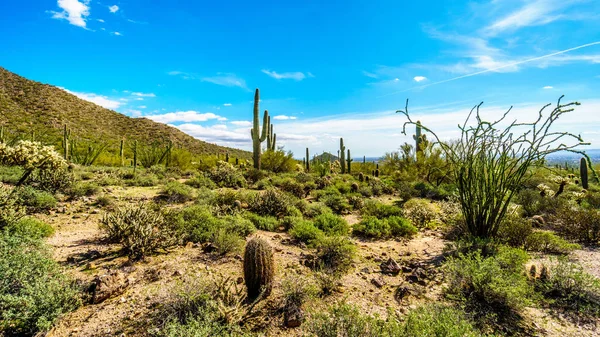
[314,236,356,274]
[444,246,532,324]
[95,195,115,208]
[15,186,57,212]
[248,189,294,217]
[171,205,221,243]
[0,186,25,229]
[160,181,195,203]
[497,215,533,248]
[403,198,439,228]
[5,217,54,239]
[278,178,306,198]
[401,304,485,337]
[185,174,217,189]
[66,182,100,199]
[360,199,403,219]
[524,231,580,254]
[244,213,278,231]
[28,166,74,194]
[313,213,350,235]
[127,174,159,187]
[261,150,297,173]
[100,203,179,260]
[320,194,350,215]
[534,258,600,317]
[551,206,600,245]
[0,233,80,336]
[211,228,245,255]
[0,165,23,184]
[387,216,418,238]
[208,162,247,189]
[353,216,390,238]
[303,202,333,219]
[289,220,324,245]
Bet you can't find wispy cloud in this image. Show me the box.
[145,111,227,124]
[543,86,553,89]
[262,69,309,81]
[273,115,298,120]
[413,76,427,82]
[230,121,252,127]
[60,87,122,109]
[223,103,232,107]
[201,73,247,89]
[97,19,105,23]
[109,5,119,13]
[362,71,379,79]
[131,92,156,97]
[484,0,570,36]
[112,31,122,36]
[50,0,90,28]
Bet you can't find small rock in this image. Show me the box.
[380,258,401,275]
[401,266,412,273]
[274,247,283,253]
[273,234,282,239]
[202,243,217,253]
[531,215,545,227]
[371,276,385,288]
[88,270,130,304]
[373,257,383,263]
[284,304,304,328]
[360,267,371,274]
[172,270,183,277]
[90,209,100,214]
[234,254,243,261]
[395,286,411,303]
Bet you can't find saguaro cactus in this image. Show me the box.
[306,148,310,171]
[250,89,269,169]
[266,117,277,151]
[62,124,71,160]
[340,138,346,174]
[132,140,138,175]
[0,126,4,143]
[119,138,125,167]
[346,149,352,174]
[580,157,589,189]
[244,237,274,301]
[413,121,429,160]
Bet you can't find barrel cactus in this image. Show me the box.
[244,237,274,301]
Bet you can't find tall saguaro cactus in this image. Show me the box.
[132,140,138,176]
[346,149,352,174]
[340,138,346,174]
[119,138,125,167]
[266,116,277,151]
[580,157,589,189]
[306,148,310,171]
[251,89,269,169]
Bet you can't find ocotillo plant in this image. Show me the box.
[340,138,346,174]
[306,148,310,171]
[119,138,125,167]
[346,149,352,173]
[250,89,269,169]
[244,237,274,301]
[580,157,589,189]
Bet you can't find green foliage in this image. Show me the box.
[314,236,356,274]
[160,181,195,203]
[444,246,532,324]
[244,213,278,231]
[208,161,247,189]
[360,199,403,219]
[289,220,324,244]
[185,173,217,189]
[0,232,80,336]
[387,216,418,238]
[0,186,25,229]
[69,139,107,166]
[4,217,54,240]
[524,231,580,254]
[66,181,100,199]
[15,186,57,212]
[307,302,484,337]
[100,203,180,260]
[261,149,296,173]
[0,165,23,184]
[313,213,350,235]
[243,238,274,300]
[353,216,390,239]
[403,198,439,228]
[497,215,533,248]
[515,188,566,217]
[248,189,295,218]
[534,258,600,318]
[551,206,600,245]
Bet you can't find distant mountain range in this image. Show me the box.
[0,67,251,159]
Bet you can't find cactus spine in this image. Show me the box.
[243,237,274,301]
[119,138,125,167]
[580,157,589,189]
[346,149,352,174]
[340,138,346,174]
[250,89,269,169]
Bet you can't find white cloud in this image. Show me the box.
[112,31,122,36]
[131,92,156,97]
[273,115,298,120]
[134,97,144,101]
[362,71,379,79]
[543,86,553,89]
[97,19,105,23]
[262,69,307,81]
[50,0,90,28]
[230,121,252,127]
[126,109,142,117]
[60,87,121,109]
[201,73,247,89]
[176,123,251,144]
[109,5,119,13]
[145,111,226,123]
[223,103,232,106]
[138,105,147,109]
[413,76,427,82]
[484,0,569,36]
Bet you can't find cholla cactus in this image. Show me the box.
[0,140,67,187]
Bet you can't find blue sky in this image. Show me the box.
[1,0,599,157]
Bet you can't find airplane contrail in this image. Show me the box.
[378,40,600,98]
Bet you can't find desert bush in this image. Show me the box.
[497,215,533,248]
[126,173,160,187]
[313,213,350,236]
[444,246,532,324]
[95,195,115,208]
[171,205,221,243]
[208,162,247,189]
[160,181,195,203]
[278,178,306,198]
[5,217,54,239]
[289,220,324,244]
[248,189,295,218]
[0,165,23,184]
[211,228,245,256]
[15,186,57,212]
[551,206,600,245]
[100,203,179,260]
[534,258,600,318]
[400,304,486,337]
[0,141,67,188]
[387,216,418,238]
[314,236,356,274]
[66,182,100,199]
[353,216,390,239]
[318,192,350,215]
[302,202,333,219]
[244,213,278,231]
[360,199,403,219]
[403,198,439,228]
[0,186,25,229]
[516,188,567,217]
[28,166,74,193]
[524,231,580,254]
[185,174,217,189]
[0,232,80,336]
[398,97,593,238]
[261,149,297,173]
